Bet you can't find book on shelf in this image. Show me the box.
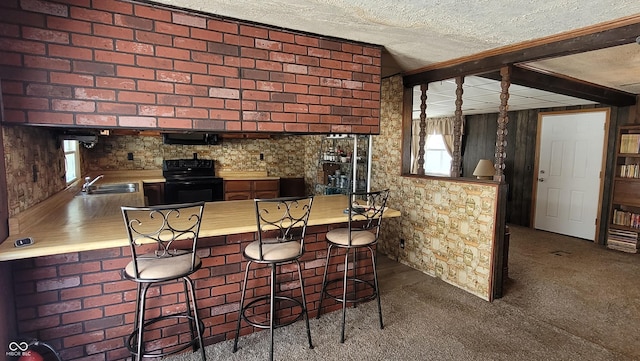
[606,242,639,253]
[612,209,640,228]
[619,163,640,178]
[606,225,638,253]
[620,134,640,154]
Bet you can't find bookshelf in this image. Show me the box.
[608,125,640,253]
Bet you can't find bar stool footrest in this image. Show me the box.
[321,277,378,304]
[241,295,305,329]
[127,314,204,358]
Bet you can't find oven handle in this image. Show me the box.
[165,180,222,186]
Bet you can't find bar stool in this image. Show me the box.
[316,189,389,343]
[121,201,206,361]
[233,196,314,361]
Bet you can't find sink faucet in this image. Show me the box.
[82,175,104,192]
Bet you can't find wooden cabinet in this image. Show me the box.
[607,125,640,253]
[143,182,164,206]
[279,177,306,197]
[224,179,279,200]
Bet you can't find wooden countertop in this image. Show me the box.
[0,171,400,261]
[217,170,280,181]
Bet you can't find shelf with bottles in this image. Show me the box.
[315,134,371,196]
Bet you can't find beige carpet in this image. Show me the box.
[166,225,639,361]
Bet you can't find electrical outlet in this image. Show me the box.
[400,238,405,249]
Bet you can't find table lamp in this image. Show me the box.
[473,159,495,180]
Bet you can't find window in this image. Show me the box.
[424,134,452,176]
[404,81,461,177]
[63,140,81,184]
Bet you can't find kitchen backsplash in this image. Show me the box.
[82,133,311,177]
[2,123,321,217]
[2,125,66,216]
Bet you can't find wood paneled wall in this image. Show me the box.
[462,104,635,244]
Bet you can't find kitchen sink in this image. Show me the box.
[82,182,139,195]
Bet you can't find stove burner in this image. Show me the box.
[162,158,223,203]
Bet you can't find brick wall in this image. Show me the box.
[10,224,376,360]
[0,0,382,134]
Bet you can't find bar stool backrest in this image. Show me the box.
[347,189,390,246]
[254,196,314,261]
[121,201,205,280]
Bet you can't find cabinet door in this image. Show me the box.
[254,180,279,199]
[225,191,253,201]
[254,190,279,199]
[143,182,165,206]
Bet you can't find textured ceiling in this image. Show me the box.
[153,0,640,75]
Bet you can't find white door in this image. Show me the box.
[534,110,607,240]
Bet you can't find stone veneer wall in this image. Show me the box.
[1,123,323,217]
[0,0,381,134]
[83,134,310,177]
[372,75,498,301]
[2,125,66,216]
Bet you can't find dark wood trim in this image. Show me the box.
[492,183,509,300]
[401,86,414,175]
[481,67,636,107]
[403,15,640,86]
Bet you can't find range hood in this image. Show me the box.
[162,132,220,145]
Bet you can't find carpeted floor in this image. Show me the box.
[167,225,640,361]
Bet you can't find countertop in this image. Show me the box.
[217,170,280,181]
[0,171,400,261]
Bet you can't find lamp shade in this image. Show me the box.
[473,159,495,179]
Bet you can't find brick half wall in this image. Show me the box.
[9,223,377,360]
[0,0,381,134]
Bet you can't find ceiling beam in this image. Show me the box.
[403,16,640,86]
[480,66,637,107]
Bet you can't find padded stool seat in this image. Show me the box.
[124,253,201,280]
[244,239,302,261]
[326,228,376,246]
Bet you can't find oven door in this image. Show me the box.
[164,178,223,204]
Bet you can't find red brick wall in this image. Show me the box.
[10,224,376,360]
[0,0,381,134]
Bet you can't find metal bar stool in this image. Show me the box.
[121,201,206,361]
[233,196,314,361]
[316,189,389,343]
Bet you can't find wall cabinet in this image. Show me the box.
[143,182,164,206]
[315,135,371,195]
[224,179,280,200]
[607,125,640,253]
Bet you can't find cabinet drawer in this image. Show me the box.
[224,180,252,192]
[254,179,279,191]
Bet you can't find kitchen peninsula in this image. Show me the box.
[0,172,400,360]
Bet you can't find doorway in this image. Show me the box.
[533,109,609,240]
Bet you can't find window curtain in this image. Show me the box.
[411,116,461,174]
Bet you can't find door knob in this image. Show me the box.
[538,178,545,182]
